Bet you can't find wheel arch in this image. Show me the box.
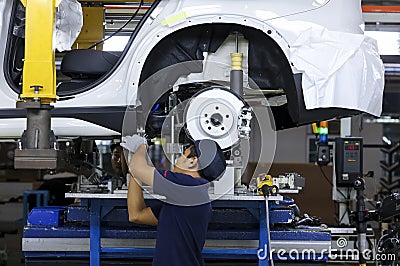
[137,22,301,130]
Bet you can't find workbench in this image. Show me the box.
[64,190,282,266]
[23,190,330,266]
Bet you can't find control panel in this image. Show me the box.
[335,137,363,187]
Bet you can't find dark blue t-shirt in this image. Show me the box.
[150,169,211,266]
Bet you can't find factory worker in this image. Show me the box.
[110,143,128,183]
[121,135,226,266]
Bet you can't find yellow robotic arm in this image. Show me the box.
[19,0,60,102]
[14,0,61,169]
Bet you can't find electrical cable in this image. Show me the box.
[319,165,334,187]
[319,165,347,199]
[319,166,352,224]
[338,188,352,224]
[87,0,144,49]
[378,227,400,254]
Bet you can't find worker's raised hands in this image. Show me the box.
[120,135,147,153]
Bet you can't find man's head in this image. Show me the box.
[174,139,226,182]
[111,143,128,177]
[174,144,200,177]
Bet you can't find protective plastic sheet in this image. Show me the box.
[289,26,385,117]
[55,0,83,52]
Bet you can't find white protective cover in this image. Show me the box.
[287,23,384,116]
[55,0,83,51]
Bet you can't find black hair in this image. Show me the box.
[186,145,197,159]
[183,143,205,179]
[110,143,120,152]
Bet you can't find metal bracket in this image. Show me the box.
[238,106,252,139]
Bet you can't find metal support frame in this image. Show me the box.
[79,197,273,266]
[22,190,50,225]
[23,193,331,265]
[89,199,101,266]
[258,201,269,266]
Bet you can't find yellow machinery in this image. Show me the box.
[257,175,278,197]
[72,6,105,50]
[13,0,151,169]
[14,0,60,169]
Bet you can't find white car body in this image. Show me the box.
[0,0,384,138]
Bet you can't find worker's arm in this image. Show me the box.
[127,175,158,226]
[128,144,155,186]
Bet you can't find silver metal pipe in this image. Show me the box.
[26,108,51,149]
[235,32,239,53]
